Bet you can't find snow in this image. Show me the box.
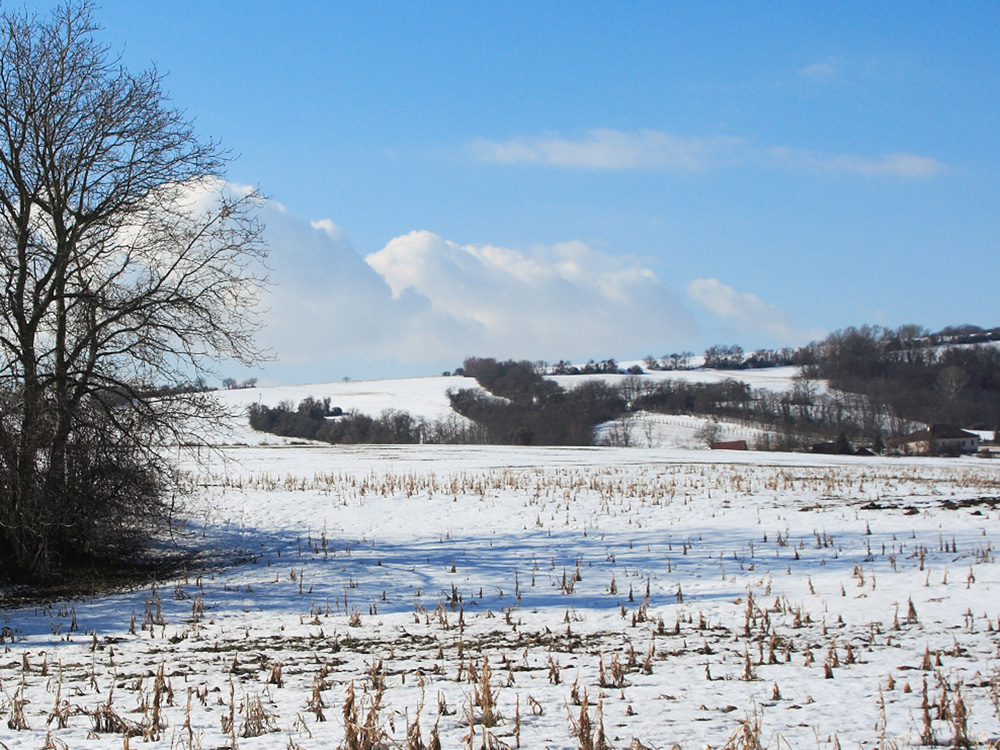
[2,374,1000,749]
[214,375,472,424]
[553,364,807,394]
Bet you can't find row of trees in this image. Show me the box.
[248,398,494,446]
[460,357,560,403]
[448,380,624,445]
[249,370,912,453]
[702,345,797,370]
[641,323,999,432]
[250,360,628,448]
[260,325,999,455]
[222,377,259,390]
[550,358,641,376]
[700,325,1000,376]
[248,401,442,445]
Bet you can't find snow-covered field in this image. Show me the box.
[2,376,1000,749]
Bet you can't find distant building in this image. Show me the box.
[888,424,980,455]
[712,440,748,450]
[810,432,853,455]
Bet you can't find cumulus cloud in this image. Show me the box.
[244,201,700,380]
[176,184,841,383]
[252,201,475,379]
[687,278,818,345]
[472,128,946,179]
[366,231,698,361]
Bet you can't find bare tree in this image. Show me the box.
[638,412,658,448]
[602,411,635,447]
[0,3,267,581]
[696,419,721,448]
[936,366,969,424]
[619,374,645,407]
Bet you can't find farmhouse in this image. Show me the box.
[888,424,980,455]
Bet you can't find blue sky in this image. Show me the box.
[19,1,1000,382]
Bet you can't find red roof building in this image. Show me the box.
[711,440,749,451]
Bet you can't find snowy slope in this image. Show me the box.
[211,366,803,449]
[214,374,473,423]
[211,374,477,445]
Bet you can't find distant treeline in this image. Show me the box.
[536,324,1000,379]
[627,376,909,450]
[697,324,1000,374]
[542,322,1000,433]
[248,397,481,445]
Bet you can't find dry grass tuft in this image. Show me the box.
[341,679,388,750]
[239,692,278,738]
[474,655,501,727]
[721,701,765,750]
[568,691,609,750]
[7,684,30,731]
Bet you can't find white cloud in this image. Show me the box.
[309,218,351,243]
[472,130,744,171]
[366,231,698,362]
[687,278,818,345]
[243,200,854,382]
[472,128,946,179]
[470,139,542,165]
[172,184,844,383]
[799,61,839,81]
[825,151,945,178]
[768,147,946,178]
[246,202,700,380]
[253,201,472,377]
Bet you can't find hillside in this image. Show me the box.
[212,364,807,450]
